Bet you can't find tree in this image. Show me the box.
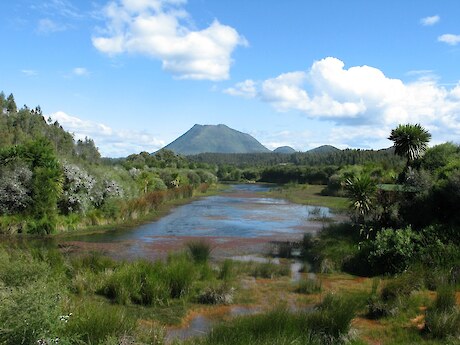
[388,123,431,168]
[6,93,17,113]
[345,173,376,224]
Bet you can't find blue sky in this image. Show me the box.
[1,0,460,157]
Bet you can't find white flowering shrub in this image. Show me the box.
[59,163,125,214]
[0,161,33,215]
[59,163,96,214]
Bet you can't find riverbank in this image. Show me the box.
[262,183,349,212]
[54,183,229,238]
[56,183,338,261]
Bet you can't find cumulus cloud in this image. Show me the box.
[224,80,257,98]
[226,57,460,148]
[438,34,460,46]
[420,15,440,26]
[48,111,165,157]
[93,0,247,80]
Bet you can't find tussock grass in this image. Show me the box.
[190,295,360,345]
[186,240,212,264]
[295,277,322,294]
[62,300,137,344]
[424,285,460,339]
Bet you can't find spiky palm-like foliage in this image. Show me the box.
[345,174,376,223]
[388,124,431,166]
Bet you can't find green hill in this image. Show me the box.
[163,124,270,155]
[307,145,340,154]
[273,146,296,154]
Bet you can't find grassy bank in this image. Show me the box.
[263,183,349,211]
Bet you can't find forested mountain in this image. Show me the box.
[307,145,340,154]
[163,124,271,155]
[273,146,296,153]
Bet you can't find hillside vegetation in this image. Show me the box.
[0,92,218,234]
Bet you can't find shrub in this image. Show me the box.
[186,240,212,264]
[368,227,421,274]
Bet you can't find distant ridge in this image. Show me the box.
[307,145,340,154]
[162,124,271,155]
[274,146,296,154]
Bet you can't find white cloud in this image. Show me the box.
[420,15,440,26]
[21,69,38,77]
[226,57,460,148]
[37,18,67,33]
[73,67,90,76]
[48,111,165,157]
[224,80,257,98]
[438,34,460,46]
[93,0,247,80]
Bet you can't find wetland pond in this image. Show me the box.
[63,184,334,260]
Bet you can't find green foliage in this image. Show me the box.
[388,123,431,166]
[218,259,235,281]
[307,293,358,340]
[424,285,460,339]
[186,240,212,264]
[248,261,290,279]
[345,174,376,223]
[368,227,421,274]
[99,260,170,306]
[295,277,322,294]
[0,247,64,345]
[62,301,137,344]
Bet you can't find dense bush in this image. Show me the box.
[368,227,420,274]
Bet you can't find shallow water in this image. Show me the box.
[66,184,332,258]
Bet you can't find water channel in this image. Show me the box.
[64,184,333,259]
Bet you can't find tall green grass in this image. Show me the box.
[190,294,360,345]
[186,240,212,264]
[424,285,460,339]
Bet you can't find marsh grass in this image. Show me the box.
[62,300,137,344]
[218,259,236,282]
[250,261,290,279]
[0,247,64,345]
[186,240,212,264]
[424,285,460,339]
[190,294,360,345]
[295,277,322,294]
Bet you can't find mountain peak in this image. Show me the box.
[162,124,270,155]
